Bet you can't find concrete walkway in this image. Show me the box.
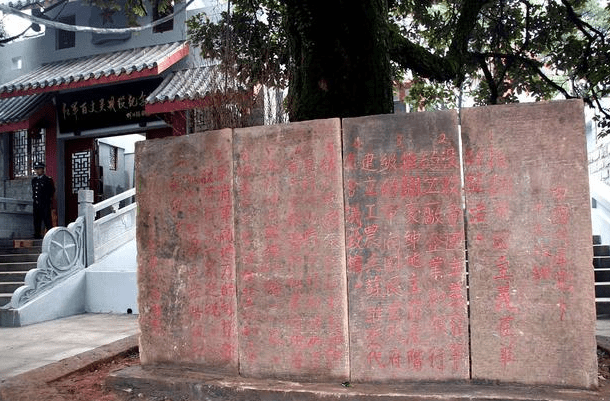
[0,313,139,380]
[0,313,608,385]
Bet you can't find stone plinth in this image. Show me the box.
[233,119,349,381]
[108,365,607,401]
[342,112,469,382]
[462,100,598,388]
[135,129,238,373]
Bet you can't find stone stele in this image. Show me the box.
[135,129,238,374]
[342,111,469,382]
[462,99,598,388]
[233,119,349,382]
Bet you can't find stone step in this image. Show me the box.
[0,271,28,282]
[595,282,610,298]
[0,247,42,255]
[594,244,610,256]
[0,262,37,272]
[594,255,610,268]
[0,294,11,308]
[0,253,39,263]
[595,268,610,282]
[596,297,610,315]
[0,282,23,293]
[12,239,43,248]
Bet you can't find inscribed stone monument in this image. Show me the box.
[462,100,598,388]
[132,101,597,389]
[233,119,350,381]
[135,129,238,373]
[342,112,469,382]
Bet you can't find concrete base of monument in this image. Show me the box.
[107,366,607,401]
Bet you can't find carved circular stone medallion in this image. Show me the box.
[49,228,79,270]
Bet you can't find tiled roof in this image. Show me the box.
[0,93,52,127]
[146,66,219,104]
[145,65,250,115]
[0,41,189,98]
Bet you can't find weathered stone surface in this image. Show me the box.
[462,100,598,388]
[233,119,349,381]
[342,112,469,382]
[135,129,238,373]
[108,364,607,401]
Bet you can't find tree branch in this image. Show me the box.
[591,87,610,119]
[448,0,493,59]
[560,0,605,43]
[474,51,575,100]
[389,0,493,83]
[476,55,499,104]
[388,24,459,82]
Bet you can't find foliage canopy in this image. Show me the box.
[187,0,610,133]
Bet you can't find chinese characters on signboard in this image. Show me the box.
[57,78,161,133]
[61,92,147,122]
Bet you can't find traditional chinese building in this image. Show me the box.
[0,0,265,228]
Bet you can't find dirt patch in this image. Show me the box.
[599,346,610,385]
[46,349,140,401]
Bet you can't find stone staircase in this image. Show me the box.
[0,239,41,308]
[594,235,610,315]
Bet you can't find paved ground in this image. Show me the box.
[0,313,139,380]
[1,313,609,381]
[0,313,609,400]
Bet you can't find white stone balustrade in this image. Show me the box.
[5,188,136,309]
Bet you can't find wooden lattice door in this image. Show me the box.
[65,138,97,224]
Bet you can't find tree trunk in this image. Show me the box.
[283,0,394,122]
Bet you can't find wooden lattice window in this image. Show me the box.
[71,151,91,193]
[11,129,46,178]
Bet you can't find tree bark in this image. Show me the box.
[283,0,394,122]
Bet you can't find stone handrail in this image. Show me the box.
[92,188,136,215]
[2,188,137,310]
[0,197,32,212]
[79,188,137,265]
[7,216,86,308]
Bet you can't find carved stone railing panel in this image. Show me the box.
[9,217,86,308]
[77,188,137,265]
[93,202,137,262]
[91,188,137,263]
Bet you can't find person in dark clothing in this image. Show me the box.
[31,161,55,239]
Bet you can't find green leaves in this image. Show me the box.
[184,0,609,128]
[187,1,289,90]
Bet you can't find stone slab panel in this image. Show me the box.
[233,119,349,381]
[342,112,469,382]
[462,100,597,388]
[135,129,238,373]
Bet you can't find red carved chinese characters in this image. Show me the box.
[463,101,597,388]
[343,112,468,382]
[135,130,238,371]
[234,120,349,381]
